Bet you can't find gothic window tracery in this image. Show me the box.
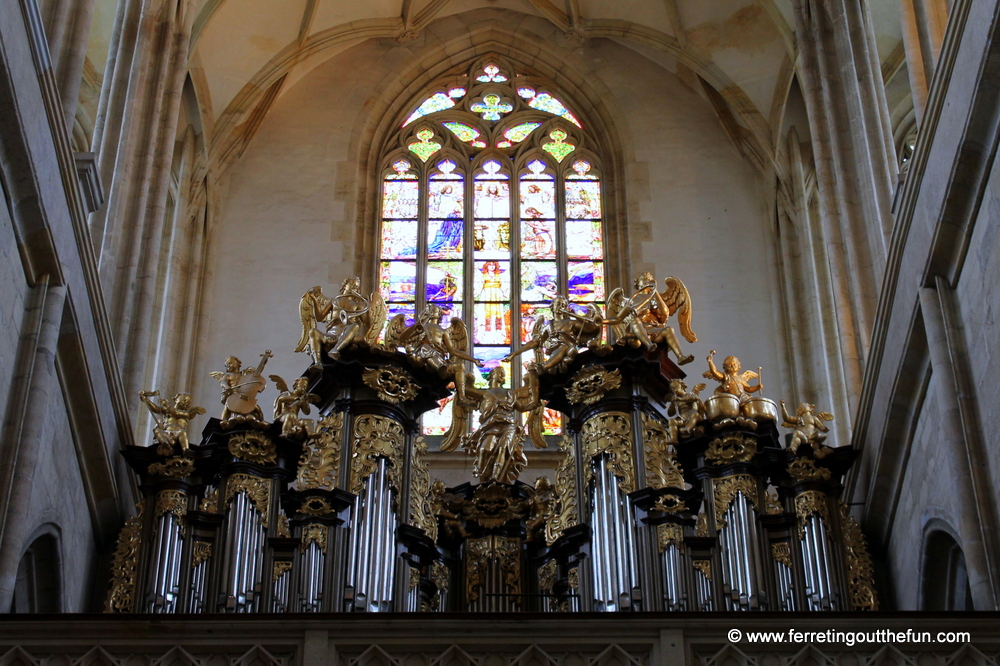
[378,57,606,436]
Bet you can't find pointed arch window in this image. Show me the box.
[378,58,606,436]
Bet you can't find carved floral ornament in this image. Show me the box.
[566,367,622,405]
[712,474,761,530]
[657,523,684,553]
[105,500,144,613]
[301,524,328,553]
[409,438,438,540]
[641,413,685,489]
[297,413,343,490]
[154,490,188,525]
[705,433,755,465]
[225,474,272,528]
[228,431,276,465]
[192,541,212,568]
[794,489,831,540]
[362,366,420,404]
[466,535,521,603]
[544,436,578,546]
[147,456,195,478]
[839,501,879,610]
[581,412,636,493]
[350,414,405,495]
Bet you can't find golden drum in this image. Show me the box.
[704,393,741,421]
[742,397,778,421]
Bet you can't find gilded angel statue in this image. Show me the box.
[295,277,387,366]
[445,365,546,485]
[270,375,320,438]
[781,401,834,457]
[604,273,697,364]
[702,350,762,398]
[667,379,706,443]
[139,390,205,454]
[209,350,271,425]
[504,296,604,374]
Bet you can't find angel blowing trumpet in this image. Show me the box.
[605,272,697,364]
[295,277,386,367]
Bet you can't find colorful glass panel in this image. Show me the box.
[542,408,563,435]
[567,261,604,302]
[380,220,418,260]
[527,93,582,127]
[473,304,511,345]
[565,180,601,219]
[520,303,552,343]
[565,220,603,260]
[426,219,464,259]
[474,260,511,301]
[477,64,507,83]
[470,94,514,121]
[520,219,556,259]
[474,181,510,218]
[408,128,442,162]
[504,122,542,143]
[473,347,512,388]
[426,261,463,302]
[428,181,464,219]
[379,261,417,301]
[442,121,481,143]
[403,93,455,126]
[520,262,558,302]
[435,301,463,325]
[386,302,416,326]
[382,180,418,218]
[473,219,511,259]
[542,129,575,163]
[422,397,453,435]
[520,180,555,219]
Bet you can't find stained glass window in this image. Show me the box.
[380,58,606,438]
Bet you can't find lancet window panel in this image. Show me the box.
[377,59,608,437]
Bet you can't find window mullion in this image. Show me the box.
[416,165,429,319]
[511,165,522,390]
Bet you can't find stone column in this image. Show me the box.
[790,0,898,405]
[39,0,97,132]
[900,0,949,123]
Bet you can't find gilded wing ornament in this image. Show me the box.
[295,288,324,353]
[383,313,408,350]
[447,317,469,355]
[661,277,697,343]
[817,411,835,422]
[526,405,547,449]
[268,374,290,394]
[606,288,628,340]
[739,369,760,383]
[440,397,469,452]
[364,292,388,346]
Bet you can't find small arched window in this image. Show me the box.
[921,530,973,610]
[10,531,61,613]
[378,57,606,436]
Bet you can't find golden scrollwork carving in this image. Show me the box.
[839,501,879,610]
[430,561,449,594]
[771,542,792,569]
[788,457,832,481]
[301,524,328,553]
[795,490,830,540]
[408,566,421,591]
[713,475,760,529]
[693,559,713,581]
[642,413,685,489]
[655,494,687,514]
[147,456,195,478]
[566,367,622,405]
[765,490,783,514]
[298,413,343,490]
[350,414,405,495]
[695,512,710,537]
[273,561,292,582]
[466,535,521,604]
[362,366,420,404]
[276,514,291,538]
[582,412,636,493]
[154,490,188,524]
[228,430,276,464]
[469,483,525,528]
[192,541,212,568]
[545,437,579,546]
[657,523,684,553]
[225,474,272,527]
[105,500,144,613]
[538,559,559,611]
[199,488,219,513]
[706,433,755,465]
[409,438,437,540]
[299,497,334,517]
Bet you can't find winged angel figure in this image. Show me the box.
[605,273,697,364]
[269,375,320,438]
[780,401,835,457]
[295,277,387,366]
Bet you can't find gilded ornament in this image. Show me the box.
[695,512,710,537]
[666,379,706,442]
[788,457,831,481]
[545,437,579,546]
[199,488,219,513]
[301,524,328,553]
[270,375,320,438]
[538,559,559,611]
[713,475,761,529]
[657,523,684,553]
[192,541,212,568]
[781,400,834,457]
[225,474,271,527]
[362,366,420,404]
[409,438,437,541]
[147,456,195,478]
[350,414,405,495]
[430,560,449,593]
[105,500,144,613]
[273,561,292,582]
[795,490,830,540]
[655,494,687,514]
[839,501,879,610]
[296,278,387,366]
[154,490,188,524]
[300,497,334,517]
[525,477,553,543]
[568,566,579,591]
[702,351,763,399]
[468,483,525,528]
[605,272,697,364]
[209,350,272,427]
[139,390,205,454]
[693,559,713,582]
[705,433,755,465]
[581,412,636,493]
[765,490,783,515]
[228,431,276,464]
[276,514,291,538]
[642,413,685,489]
[466,535,521,603]
[565,367,621,405]
[505,295,604,374]
[771,542,792,569]
[408,566,421,591]
[297,413,343,490]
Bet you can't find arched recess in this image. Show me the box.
[10,525,62,613]
[920,520,974,610]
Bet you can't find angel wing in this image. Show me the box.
[364,292,388,346]
[526,405,548,449]
[446,317,469,357]
[691,382,707,395]
[440,398,469,452]
[661,277,697,343]
[606,287,628,342]
[295,288,328,353]
[817,411,835,422]
[383,313,408,350]
[739,369,760,383]
[268,374,290,394]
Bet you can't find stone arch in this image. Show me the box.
[920,517,974,610]
[10,523,62,613]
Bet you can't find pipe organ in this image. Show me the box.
[107,279,877,613]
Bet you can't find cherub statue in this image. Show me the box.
[446,365,546,485]
[667,379,706,443]
[270,375,320,438]
[780,401,835,457]
[295,278,386,366]
[431,480,468,541]
[702,350,763,399]
[139,390,205,454]
[505,296,604,374]
[525,476,554,542]
[209,350,272,426]
[605,273,697,364]
[385,305,482,447]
